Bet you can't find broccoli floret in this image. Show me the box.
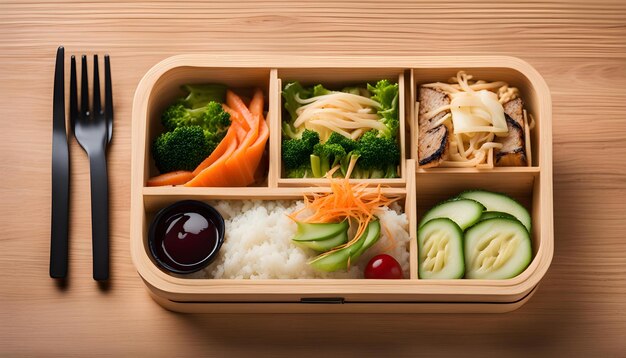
[310,142,347,177]
[200,102,231,150]
[285,165,312,178]
[282,129,320,170]
[326,132,358,153]
[152,126,211,173]
[179,84,227,109]
[339,152,360,178]
[160,99,231,160]
[351,130,400,178]
[201,101,231,131]
[162,101,231,132]
[367,80,399,139]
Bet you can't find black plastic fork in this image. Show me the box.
[70,54,112,281]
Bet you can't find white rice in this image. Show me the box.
[192,200,411,279]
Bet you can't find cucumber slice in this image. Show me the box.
[309,246,352,272]
[419,199,485,230]
[293,231,348,252]
[350,220,381,260]
[464,217,532,279]
[292,221,349,242]
[418,218,465,279]
[309,221,372,272]
[459,190,531,232]
[479,211,516,222]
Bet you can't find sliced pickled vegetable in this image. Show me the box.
[418,218,465,279]
[309,245,352,272]
[419,198,485,230]
[464,217,532,279]
[309,221,378,272]
[350,220,381,260]
[293,230,349,252]
[292,220,349,242]
[459,190,531,231]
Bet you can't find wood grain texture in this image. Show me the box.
[1,0,625,356]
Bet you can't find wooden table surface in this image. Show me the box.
[2,1,625,356]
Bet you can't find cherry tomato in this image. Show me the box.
[364,254,403,279]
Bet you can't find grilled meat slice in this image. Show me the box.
[503,98,524,128]
[495,98,527,166]
[418,87,450,168]
[418,125,449,168]
[418,87,449,130]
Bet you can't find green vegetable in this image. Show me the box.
[367,79,399,139]
[309,220,380,272]
[418,198,485,230]
[292,221,350,252]
[309,224,367,272]
[282,129,320,177]
[309,245,353,272]
[292,221,349,242]
[281,80,400,178]
[350,130,400,179]
[349,220,381,259]
[464,218,532,279]
[152,126,212,173]
[416,190,534,280]
[312,84,332,97]
[296,231,349,252]
[155,84,232,173]
[418,218,465,279]
[178,84,227,109]
[479,211,516,222]
[162,101,231,141]
[310,142,347,178]
[326,131,358,153]
[284,166,312,179]
[458,190,531,231]
[281,82,312,139]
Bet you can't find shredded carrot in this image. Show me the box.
[289,159,401,259]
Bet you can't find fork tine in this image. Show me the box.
[70,55,78,131]
[104,55,113,143]
[93,55,101,115]
[80,55,89,117]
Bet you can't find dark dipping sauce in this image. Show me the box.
[149,201,225,274]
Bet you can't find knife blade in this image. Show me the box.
[50,46,70,279]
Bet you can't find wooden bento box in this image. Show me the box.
[130,55,553,313]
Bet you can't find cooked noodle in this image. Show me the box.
[294,92,383,141]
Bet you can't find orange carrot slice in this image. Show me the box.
[191,121,240,176]
[185,138,240,187]
[147,171,194,187]
[244,89,269,173]
[225,90,260,184]
[245,117,269,171]
[234,119,247,143]
[222,104,249,131]
[248,88,264,118]
[226,90,259,144]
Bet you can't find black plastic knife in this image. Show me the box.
[50,46,70,279]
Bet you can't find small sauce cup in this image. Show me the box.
[148,200,225,274]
